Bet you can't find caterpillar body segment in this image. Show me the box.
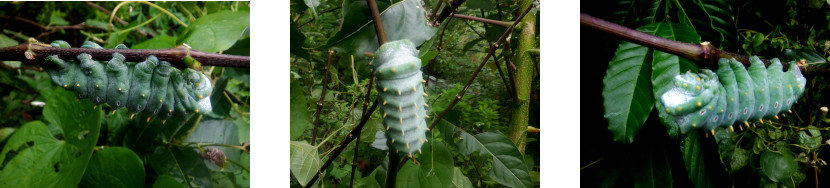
[372,39,428,156]
[660,57,806,133]
[40,40,213,120]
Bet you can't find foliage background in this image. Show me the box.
[290,0,540,187]
[0,2,250,187]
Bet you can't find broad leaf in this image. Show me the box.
[152,175,187,188]
[290,141,321,186]
[760,142,798,182]
[291,20,311,60]
[0,88,102,187]
[648,22,701,138]
[450,167,473,188]
[633,139,674,188]
[210,77,232,117]
[290,79,311,140]
[680,130,715,188]
[185,119,241,172]
[324,0,435,58]
[440,120,531,188]
[146,146,212,187]
[679,0,737,50]
[180,10,250,53]
[80,147,145,188]
[131,35,177,49]
[396,140,454,187]
[602,39,654,144]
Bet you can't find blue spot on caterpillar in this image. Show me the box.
[372,39,429,156]
[660,57,806,133]
[42,40,212,121]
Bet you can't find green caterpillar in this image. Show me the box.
[660,57,806,134]
[372,39,429,157]
[43,40,212,121]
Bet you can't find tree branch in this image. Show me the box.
[580,12,830,76]
[428,13,512,27]
[0,43,249,68]
[312,51,335,145]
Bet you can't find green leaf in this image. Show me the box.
[131,35,177,49]
[185,119,241,172]
[760,142,798,182]
[440,120,531,188]
[152,175,187,188]
[677,0,737,50]
[291,0,309,14]
[290,79,311,140]
[0,127,15,142]
[0,88,104,187]
[648,22,701,138]
[304,0,320,20]
[633,140,674,188]
[290,141,321,187]
[466,0,494,9]
[396,140,454,187]
[291,20,311,60]
[796,126,822,152]
[450,167,473,188]
[181,10,250,53]
[602,39,654,144]
[680,130,715,188]
[0,34,18,47]
[80,147,145,188]
[146,146,212,187]
[324,0,436,58]
[49,15,69,26]
[210,77,232,117]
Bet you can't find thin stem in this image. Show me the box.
[0,16,101,30]
[386,152,400,188]
[428,13,512,27]
[0,43,249,68]
[312,51,335,145]
[348,128,361,188]
[116,14,161,35]
[366,0,387,45]
[429,4,535,131]
[431,0,467,26]
[303,101,379,188]
[225,157,251,172]
[109,1,188,32]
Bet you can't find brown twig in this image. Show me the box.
[312,51,335,145]
[428,13,512,27]
[430,0,467,26]
[429,3,535,131]
[580,12,830,76]
[0,43,249,68]
[366,0,387,44]
[0,16,101,30]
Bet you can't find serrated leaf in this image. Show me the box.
[602,40,654,144]
[440,120,530,188]
[680,130,715,188]
[633,139,674,188]
[324,0,435,58]
[290,141,321,186]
